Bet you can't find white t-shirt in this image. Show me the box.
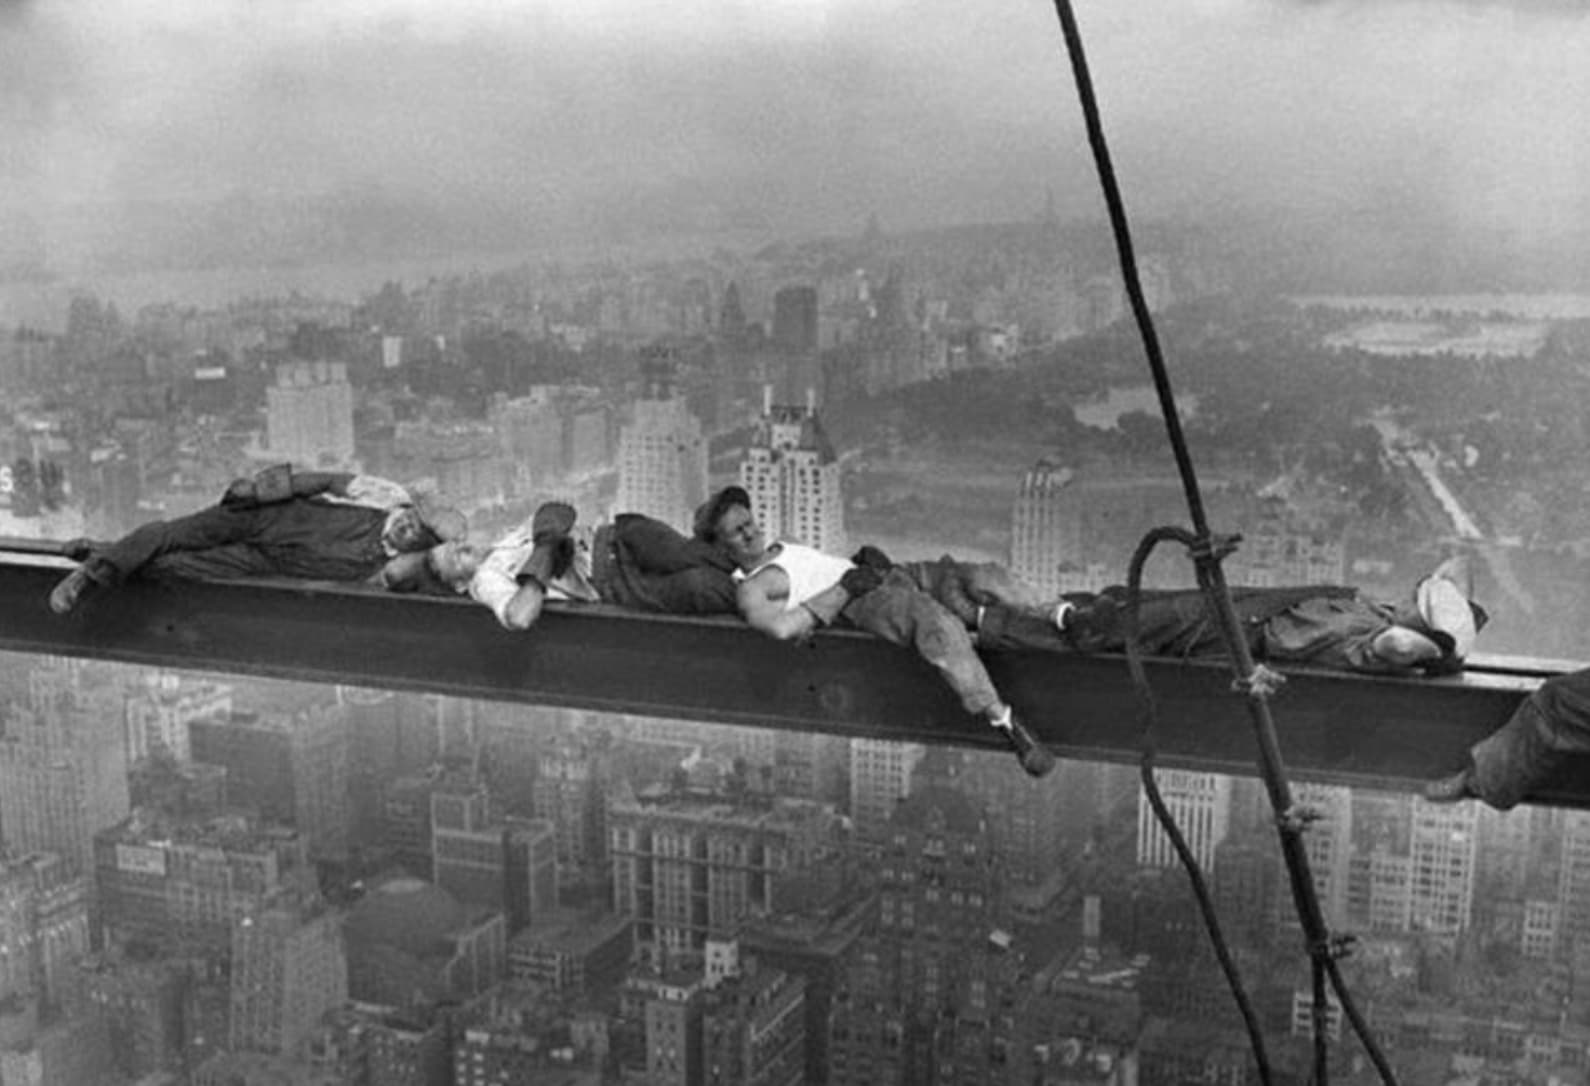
[467,516,598,628]
[735,542,854,611]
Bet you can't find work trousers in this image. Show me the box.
[840,564,1004,717]
[89,499,390,585]
[975,584,1358,659]
[593,514,739,615]
[1470,667,1590,809]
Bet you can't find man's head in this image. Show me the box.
[384,501,468,554]
[426,541,485,591]
[693,485,764,570]
[1380,567,1489,673]
[378,541,479,595]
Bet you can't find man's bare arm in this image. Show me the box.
[737,569,849,642]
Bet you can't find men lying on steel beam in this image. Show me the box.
[404,499,739,628]
[968,557,1488,679]
[48,463,466,614]
[693,486,1067,780]
[1424,667,1590,809]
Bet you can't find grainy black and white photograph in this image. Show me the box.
[2,0,1589,1083]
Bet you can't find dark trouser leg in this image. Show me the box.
[976,587,1219,656]
[601,515,737,613]
[841,572,1002,717]
[91,505,264,584]
[898,557,1054,629]
[612,514,732,575]
[1471,669,1590,809]
[976,605,1070,653]
[606,561,738,614]
[140,545,278,583]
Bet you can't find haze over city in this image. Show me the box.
[2,0,1589,286]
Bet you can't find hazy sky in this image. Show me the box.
[2,0,1588,257]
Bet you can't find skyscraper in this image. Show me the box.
[265,360,356,469]
[831,784,1019,1086]
[1136,770,1232,871]
[700,962,806,1086]
[229,900,347,1057]
[124,672,232,765]
[431,777,560,935]
[95,812,315,961]
[615,353,708,532]
[739,388,845,553]
[1409,798,1477,935]
[1010,460,1075,597]
[608,791,842,957]
[1,852,90,1012]
[0,659,130,879]
[848,740,924,839]
[1275,781,1353,936]
[1559,810,1590,957]
[189,702,351,863]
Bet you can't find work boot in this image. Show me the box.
[1422,764,1477,804]
[1056,594,1122,653]
[49,567,101,614]
[519,502,577,588]
[60,537,99,562]
[999,712,1057,779]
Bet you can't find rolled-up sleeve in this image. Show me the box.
[343,475,413,511]
[467,529,535,627]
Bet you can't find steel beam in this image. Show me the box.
[0,553,1582,805]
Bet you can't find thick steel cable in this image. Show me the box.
[1047,2,1400,1083]
[1122,525,1273,1082]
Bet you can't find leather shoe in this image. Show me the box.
[1422,765,1477,804]
[60,538,97,562]
[1001,713,1057,779]
[49,568,99,614]
[531,501,577,545]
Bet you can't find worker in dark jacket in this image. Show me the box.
[48,463,465,613]
[1425,666,1590,809]
[966,562,1487,677]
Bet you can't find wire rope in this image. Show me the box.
[1046,3,1402,1082]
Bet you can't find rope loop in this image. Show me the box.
[1187,531,1243,567]
[1278,803,1324,834]
[1233,664,1287,700]
[1310,933,1360,963]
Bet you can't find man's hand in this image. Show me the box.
[851,545,894,572]
[222,464,294,509]
[220,478,258,509]
[840,566,884,599]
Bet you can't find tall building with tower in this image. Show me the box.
[0,659,130,879]
[1011,460,1075,597]
[615,350,708,532]
[738,389,845,553]
[266,360,355,469]
[1010,467,1186,591]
